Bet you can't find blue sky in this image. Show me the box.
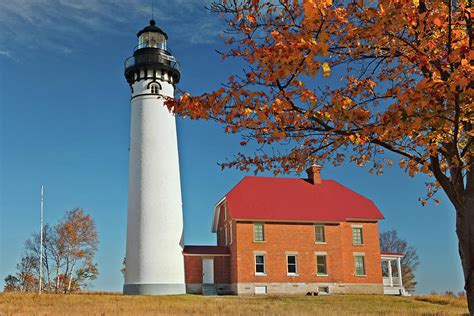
[0,0,463,294]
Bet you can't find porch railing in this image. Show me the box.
[383,276,401,287]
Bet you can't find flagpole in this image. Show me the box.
[39,185,44,294]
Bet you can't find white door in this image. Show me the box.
[202,258,214,284]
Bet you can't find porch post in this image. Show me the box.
[397,257,403,288]
[387,259,393,287]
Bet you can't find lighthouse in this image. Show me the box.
[123,20,185,295]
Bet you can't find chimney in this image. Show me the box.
[306,164,322,184]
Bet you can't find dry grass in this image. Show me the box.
[0,292,469,315]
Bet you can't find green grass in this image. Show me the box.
[0,292,469,315]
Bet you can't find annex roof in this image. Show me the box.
[182,245,230,256]
[212,176,384,232]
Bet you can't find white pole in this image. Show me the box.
[397,257,403,288]
[388,259,393,287]
[39,185,44,294]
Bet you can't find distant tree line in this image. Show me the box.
[4,208,98,293]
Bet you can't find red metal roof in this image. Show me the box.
[183,245,230,255]
[225,176,384,222]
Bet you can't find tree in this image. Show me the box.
[4,208,99,293]
[166,0,473,311]
[56,208,98,293]
[380,230,419,292]
[3,256,40,292]
[3,275,20,292]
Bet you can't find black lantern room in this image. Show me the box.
[124,20,180,85]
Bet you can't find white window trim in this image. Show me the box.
[223,203,227,221]
[229,223,232,245]
[255,254,266,276]
[286,254,298,276]
[316,253,328,276]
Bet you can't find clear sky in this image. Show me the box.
[0,0,464,294]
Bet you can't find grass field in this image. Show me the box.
[0,293,469,315]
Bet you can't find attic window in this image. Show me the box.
[352,227,364,245]
[315,225,325,243]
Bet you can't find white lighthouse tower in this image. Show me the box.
[123,20,185,295]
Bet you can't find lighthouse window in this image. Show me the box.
[150,84,160,94]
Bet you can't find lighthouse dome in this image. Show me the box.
[137,20,168,50]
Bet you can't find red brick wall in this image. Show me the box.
[184,256,202,284]
[184,255,231,284]
[216,202,238,284]
[214,256,231,283]
[228,220,238,284]
[233,221,382,284]
[340,222,383,284]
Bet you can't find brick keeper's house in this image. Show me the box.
[183,165,407,296]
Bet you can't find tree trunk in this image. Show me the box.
[66,262,75,294]
[456,194,474,315]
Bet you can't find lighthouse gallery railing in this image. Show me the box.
[124,51,180,73]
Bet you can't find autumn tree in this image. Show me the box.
[3,256,39,292]
[3,208,99,293]
[380,230,419,292]
[3,275,20,292]
[167,0,473,311]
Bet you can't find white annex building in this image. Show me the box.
[123,20,185,295]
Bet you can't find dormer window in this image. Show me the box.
[150,84,160,94]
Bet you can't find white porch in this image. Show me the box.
[381,252,409,296]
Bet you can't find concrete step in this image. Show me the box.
[202,284,218,296]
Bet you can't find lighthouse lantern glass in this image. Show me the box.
[139,32,166,50]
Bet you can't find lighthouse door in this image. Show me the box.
[202,258,214,284]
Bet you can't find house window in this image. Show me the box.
[255,255,266,275]
[254,223,264,242]
[229,223,232,245]
[316,255,327,275]
[150,84,160,94]
[352,227,363,245]
[287,255,298,275]
[354,255,366,276]
[223,204,227,220]
[315,225,325,243]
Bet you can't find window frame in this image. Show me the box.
[255,254,266,276]
[316,254,328,276]
[315,224,326,244]
[354,255,366,276]
[253,223,265,242]
[229,222,232,245]
[286,254,298,276]
[352,226,364,245]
